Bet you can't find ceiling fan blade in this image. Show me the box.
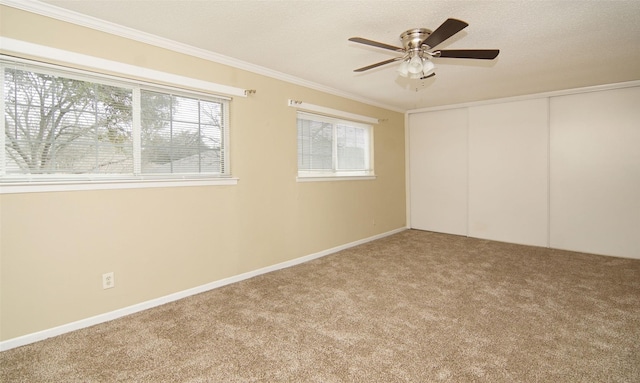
[423,18,469,49]
[354,57,403,72]
[348,37,404,52]
[437,49,500,59]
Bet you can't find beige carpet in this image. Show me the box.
[2,230,640,382]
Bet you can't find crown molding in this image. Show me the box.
[406,80,640,114]
[0,0,404,113]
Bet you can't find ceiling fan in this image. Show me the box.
[349,18,499,79]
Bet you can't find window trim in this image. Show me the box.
[288,99,379,125]
[0,37,247,98]
[296,110,376,182]
[1,51,239,193]
[0,177,239,194]
[296,175,376,183]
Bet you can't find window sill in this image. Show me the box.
[296,174,376,182]
[0,177,239,194]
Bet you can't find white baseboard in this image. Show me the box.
[0,227,407,351]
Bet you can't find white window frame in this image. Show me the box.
[296,111,375,182]
[0,53,240,194]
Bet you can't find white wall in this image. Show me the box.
[408,83,640,259]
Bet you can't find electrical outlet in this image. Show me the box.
[102,272,115,289]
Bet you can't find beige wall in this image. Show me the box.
[0,6,406,341]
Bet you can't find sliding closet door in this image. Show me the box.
[468,99,549,247]
[550,86,640,259]
[409,109,467,235]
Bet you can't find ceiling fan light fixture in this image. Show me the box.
[397,59,410,76]
[422,59,435,76]
[398,54,435,79]
[407,54,423,74]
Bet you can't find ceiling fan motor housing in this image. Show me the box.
[400,28,433,55]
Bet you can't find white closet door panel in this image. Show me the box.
[467,99,550,247]
[550,86,640,259]
[409,109,467,235]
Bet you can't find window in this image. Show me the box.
[140,90,226,175]
[297,112,374,179]
[1,58,230,186]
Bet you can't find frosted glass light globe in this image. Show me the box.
[397,60,410,76]
[422,59,435,75]
[407,55,423,74]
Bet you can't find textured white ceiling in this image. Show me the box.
[30,0,640,111]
